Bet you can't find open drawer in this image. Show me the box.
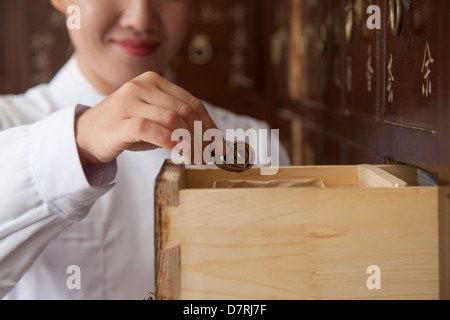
[154,161,438,300]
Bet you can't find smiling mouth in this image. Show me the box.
[113,39,162,57]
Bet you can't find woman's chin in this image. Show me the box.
[116,64,164,80]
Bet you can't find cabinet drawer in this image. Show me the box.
[155,161,438,300]
[383,0,442,131]
[170,0,261,117]
[318,0,343,110]
[288,0,320,104]
[343,0,381,118]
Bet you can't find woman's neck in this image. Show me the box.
[75,55,119,96]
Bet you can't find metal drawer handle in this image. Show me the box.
[188,34,214,66]
[390,0,403,37]
[213,141,255,173]
[143,292,155,300]
[345,4,354,43]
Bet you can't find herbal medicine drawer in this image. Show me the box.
[154,161,438,300]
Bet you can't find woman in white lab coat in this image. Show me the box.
[0,0,290,299]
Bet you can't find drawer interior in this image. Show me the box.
[184,164,422,189]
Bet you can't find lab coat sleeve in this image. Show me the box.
[0,106,117,298]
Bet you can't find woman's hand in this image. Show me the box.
[75,71,221,166]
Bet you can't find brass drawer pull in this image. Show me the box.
[390,0,403,37]
[345,4,354,43]
[188,34,214,66]
[142,292,155,300]
[213,141,255,173]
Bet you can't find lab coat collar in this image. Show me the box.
[47,55,107,110]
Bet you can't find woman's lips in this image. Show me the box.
[113,39,161,57]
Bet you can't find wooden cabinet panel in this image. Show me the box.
[0,0,71,95]
[343,0,381,118]
[26,1,71,87]
[0,1,4,93]
[169,0,273,122]
[383,0,443,131]
[384,123,438,173]
[347,143,383,165]
[271,0,291,106]
[439,6,450,295]
[318,0,344,110]
[283,0,442,173]
[287,0,320,105]
[280,1,449,296]
[1,0,27,94]
[301,124,322,166]
[323,133,342,165]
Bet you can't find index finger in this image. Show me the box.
[145,72,219,131]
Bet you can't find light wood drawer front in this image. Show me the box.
[155,161,438,300]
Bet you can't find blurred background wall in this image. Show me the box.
[0,0,449,174]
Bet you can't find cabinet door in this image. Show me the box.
[271,0,291,107]
[168,0,273,123]
[0,0,71,94]
[0,0,26,94]
[318,0,344,111]
[343,0,381,118]
[383,0,443,132]
[284,0,323,165]
[289,0,320,105]
[0,1,4,93]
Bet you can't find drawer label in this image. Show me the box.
[387,54,395,103]
[422,41,434,98]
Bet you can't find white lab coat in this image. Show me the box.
[0,57,290,300]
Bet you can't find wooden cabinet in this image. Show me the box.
[0,0,71,95]
[343,0,380,118]
[167,0,281,127]
[169,1,259,116]
[282,0,444,173]
[384,0,440,132]
[381,0,442,174]
[319,0,344,111]
[279,0,450,299]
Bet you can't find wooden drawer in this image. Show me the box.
[169,0,264,119]
[383,0,443,131]
[317,0,343,110]
[288,0,320,104]
[342,0,381,118]
[154,161,438,300]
